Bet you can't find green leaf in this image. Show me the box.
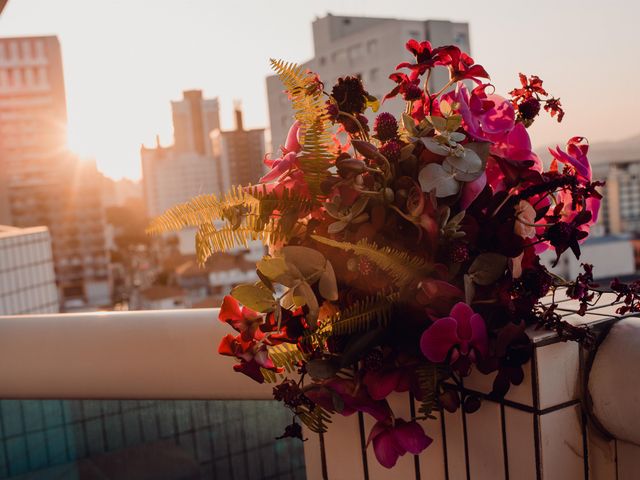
[306,359,340,380]
[257,256,291,283]
[468,253,508,286]
[418,163,460,197]
[318,261,338,301]
[231,284,277,312]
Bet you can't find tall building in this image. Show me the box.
[588,134,640,235]
[0,36,111,310]
[0,225,59,315]
[210,104,265,192]
[266,14,471,150]
[141,90,221,220]
[171,90,220,156]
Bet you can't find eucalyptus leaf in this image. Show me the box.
[468,253,508,286]
[445,148,483,174]
[421,137,450,156]
[257,256,291,283]
[402,113,417,136]
[231,284,277,312]
[281,246,326,280]
[318,261,339,301]
[418,163,461,197]
[306,359,340,380]
[426,115,448,132]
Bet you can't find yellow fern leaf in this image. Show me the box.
[311,235,432,289]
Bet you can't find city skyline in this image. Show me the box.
[1,0,638,180]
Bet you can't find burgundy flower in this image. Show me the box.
[396,39,440,75]
[437,46,490,83]
[384,72,422,102]
[545,210,591,266]
[330,76,368,114]
[362,366,416,401]
[420,302,488,375]
[304,378,392,421]
[368,419,433,468]
[218,333,282,383]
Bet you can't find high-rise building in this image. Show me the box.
[142,90,221,220]
[266,14,471,150]
[171,90,220,156]
[588,135,640,235]
[0,36,111,310]
[210,105,265,192]
[0,225,59,315]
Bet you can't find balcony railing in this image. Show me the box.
[0,302,639,479]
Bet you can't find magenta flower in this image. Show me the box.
[304,378,392,422]
[368,419,433,469]
[420,302,488,375]
[363,367,415,401]
[444,84,515,141]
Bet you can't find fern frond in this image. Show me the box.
[416,363,441,419]
[311,235,432,289]
[147,185,256,234]
[269,343,307,373]
[312,293,399,338]
[297,404,332,434]
[194,216,289,265]
[270,59,332,201]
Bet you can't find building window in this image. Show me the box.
[332,49,347,64]
[319,56,326,66]
[408,30,421,40]
[348,44,363,64]
[370,68,379,82]
[366,39,378,55]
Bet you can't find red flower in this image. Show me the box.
[384,72,422,102]
[219,295,262,341]
[368,419,432,469]
[396,39,440,76]
[437,46,490,83]
[420,302,488,375]
[218,333,282,383]
[510,73,548,100]
[544,97,565,122]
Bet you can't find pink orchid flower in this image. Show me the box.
[304,378,392,422]
[491,122,542,170]
[368,419,433,469]
[444,84,515,141]
[420,302,488,376]
[260,121,302,183]
[549,137,600,225]
[363,367,415,401]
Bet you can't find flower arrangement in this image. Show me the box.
[149,39,640,468]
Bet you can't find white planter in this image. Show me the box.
[302,296,640,480]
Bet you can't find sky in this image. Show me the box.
[1,0,638,180]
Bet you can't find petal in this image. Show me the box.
[364,370,400,401]
[450,302,474,324]
[460,172,487,209]
[420,317,459,362]
[470,313,489,358]
[393,420,433,455]
[219,296,243,325]
[373,431,402,469]
[284,121,301,153]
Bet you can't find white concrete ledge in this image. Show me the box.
[588,317,640,446]
[0,308,271,400]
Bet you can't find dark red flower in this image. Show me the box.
[374,112,399,141]
[544,97,565,122]
[329,76,369,114]
[437,46,490,83]
[510,73,548,100]
[385,72,422,102]
[396,39,440,76]
[545,210,592,266]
